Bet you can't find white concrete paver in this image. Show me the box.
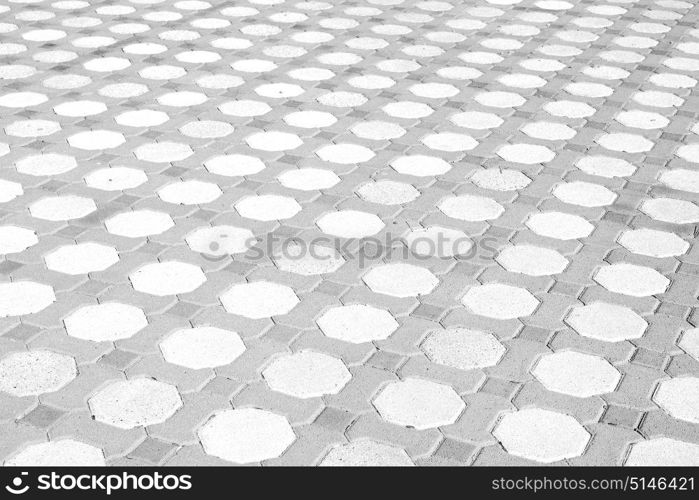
[89,379,183,430]
[0,351,76,397]
[532,351,621,398]
[199,409,295,464]
[263,351,351,399]
[421,328,505,370]
[4,440,106,467]
[160,327,246,370]
[320,440,415,467]
[493,408,590,463]
[373,378,465,430]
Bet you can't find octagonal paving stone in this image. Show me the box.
[618,228,689,258]
[0,226,38,255]
[186,226,255,257]
[106,210,175,238]
[496,245,569,276]
[317,304,398,344]
[316,210,385,238]
[0,350,76,397]
[676,144,699,163]
[198,408,295,464]
[134,142,193,163]
[320,440,415,466]
[373,378,465,430]
[532,351,621,398]
[278,168,340,191]
[273,243,345,276]
[235,195,302,221]
[220,281,299,319]
[363,263,439,298]
[0,281,55,317]
[526,212,594,240]
[493,408,591,463]
[130,262,207,296]
[596,133,654,153]
[640,198,699,225]
[160,327,246,370]
[566,302,648,342]
[552,181,617,208]
[438,195,505,222]
[679,329,699,361]
[497,144,555,164]
[357,180,421,205]
[4,440,105,466]
[157,180,222,205]
[317,143,375,164]
[0,179,22,203]
[522,122,576,141]
[575,156,636,178]
[616,110,669,130]
[89,378,182,429]
[653,377,699,424]
[404,226,473,258]
[351,120,406,140]
[391,155,452,176]
[421,328,505,371]
[45,242,119,275]
[624,438,699,466]
[263,351,351,399]
[65,302,148,342]
[246,131,302,152]
[205,154,266,177]
[85,167,148,191]
[594,263,670,297]
[68,130,125,150]
[16,153,77,177]
[462,283,539,320]
[29,195,96,221]
[471,169,531,191]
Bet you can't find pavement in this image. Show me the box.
[0,0,699,466]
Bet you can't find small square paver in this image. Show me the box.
[19,405,66,429]
[411,304,446,321]
[367,351,404,372]
[3,324,41,342]
[313,407,355,434]
[314,281,347,297]
[128,438,177,464]
[602,406,643,429]
[99,350,140,370]
[632,349,667,370]
[478,378,520,400]
[433,439,477,465]
[165,302,202,319]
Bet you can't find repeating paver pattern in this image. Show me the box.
[0,0,698,467]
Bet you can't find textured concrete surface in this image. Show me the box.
[0,0,699,466]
